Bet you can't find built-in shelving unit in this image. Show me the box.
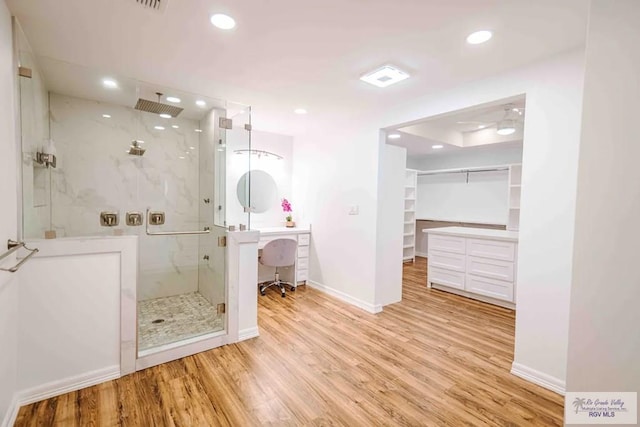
[507,164,522,231]
[403,169,418,262]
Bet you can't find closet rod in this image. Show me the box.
[417,166,509,176]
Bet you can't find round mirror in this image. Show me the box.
[236,170,278,214]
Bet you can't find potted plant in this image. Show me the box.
[282,198,295,227]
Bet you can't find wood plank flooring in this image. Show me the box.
[15,257,564,426]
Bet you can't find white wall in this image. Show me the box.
[383,50,585,392]
[407,144,523,170]
[293,49,586,387]
[374,142,405,307]
[293,124,380,311]
[0,2,19,425]
[416,170,509,224]
[566,0,640,404]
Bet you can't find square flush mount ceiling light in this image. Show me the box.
[360,65,410,88]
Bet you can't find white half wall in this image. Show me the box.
[566,0,640,405]
[0,2,19,425]
[16,236,137,404]
[374,141,406,307]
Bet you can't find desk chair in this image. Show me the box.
[259,238,297,298]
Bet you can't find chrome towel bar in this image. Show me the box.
[0,240,39,273]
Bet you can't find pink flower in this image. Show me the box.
[281,198,292,213]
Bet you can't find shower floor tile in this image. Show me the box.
[138,292,224,352]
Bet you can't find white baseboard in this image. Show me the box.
[511,362,566,395]
[415,251,428,258]
[18,365,121,406]
[307,280,382,314]
[1,394,19,427]
[238,327,260,342]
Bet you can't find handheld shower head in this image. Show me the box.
[128,140,146,156]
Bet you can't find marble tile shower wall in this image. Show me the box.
[49,93,202,300]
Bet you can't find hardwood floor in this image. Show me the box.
[15,257,564,426]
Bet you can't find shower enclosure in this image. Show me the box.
[17,30,251,359]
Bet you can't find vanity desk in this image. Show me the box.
[256,226,311,287]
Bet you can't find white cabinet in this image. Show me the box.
[295,233,310,285]
[427,228,518,309]
[403,169,418,262]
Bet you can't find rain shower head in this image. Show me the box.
[128,140,146,156]
[135,92,184,117]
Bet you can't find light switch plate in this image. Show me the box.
[348,205,359,215]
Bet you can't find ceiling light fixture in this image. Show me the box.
[159,113,172,119]
[154,126,165,130]
[496,104,518,136]
[466,30,493,45]
[196,100,207,107]
[360,65,410,88]
[210,14,236,30]
[172,125,179,129]
[388,133,401,139]
[294,108,307,115]
[477,125,486,129]
[166,96,181,103]
[102,78,118,89]
[195,129,203,133]
[102,114,111,119]
[432,145,444,149]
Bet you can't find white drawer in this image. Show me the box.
[298,233,310,246]
[296,257,308,269]
[428,266,465,290]
[428,250,465,272]
[466,274,514,302]
[467,239,515,262]
[297,269,308,281]
[259,236,296,249]
[467,256,514,282]
[297,246,309,258]
[428,234,466,254]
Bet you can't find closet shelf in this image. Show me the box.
[403,244,414,249]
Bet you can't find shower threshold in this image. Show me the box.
[138,292,224,353]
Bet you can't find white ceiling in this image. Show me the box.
[388,95,526,155]
[6,0,589,136]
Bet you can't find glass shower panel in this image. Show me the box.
[16,22,52,239]
[224,104,252,229]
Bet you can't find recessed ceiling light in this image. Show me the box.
[102,78,118,89]
[179,156,185,159]
[360,65,410,88]
[217,148,225,152]
[189,146,196,150]
[497,127,516,136]
[159,113,172,119]
[154,126,165,130]
[466,30,493,45]
[294,108,307,115]
[210,14,236,30]
[102,114,111,119]
[388,133,401,139]
[196,100,207,107]
[166,96,181,103]
[172,125,179,129]
[477,125,486,129]
[432,145,444,149]
[195,129,203,133]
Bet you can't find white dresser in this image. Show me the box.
[257,227,311,286]
[424,227,518,309]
